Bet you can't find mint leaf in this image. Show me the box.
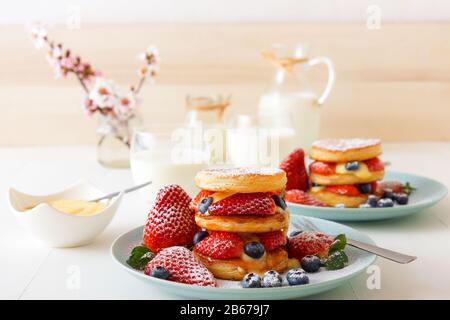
[403,182,416,195]
[325,250,348,270]
[127,245,155,270]
[328,234,347,254]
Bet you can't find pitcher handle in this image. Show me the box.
[307,56,335,106]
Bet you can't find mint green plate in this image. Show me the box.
[288,171,448,222]
[111,216,376,300]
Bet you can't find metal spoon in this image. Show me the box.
[294,217,417,264]
[89,180,152,202]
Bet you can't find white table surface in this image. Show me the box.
[1,142,449,300]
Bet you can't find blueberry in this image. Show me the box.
[335,203,345,208]
[366,195,378,207]
[150,266,170,280]
[359,183,372,194]
[272,195,287,209]
[244,242,265,259]
[286,268,309,286]
[377,198,394,208]
[289,230,303,237]
[382,189,395,200]
[395,193,409,205]
[193,230,209,245]
[262,270,282,287]
[198,197,213,214]
[359,203,372,208]
[241,272,261,288]
[300,255,321,273]
[345,161,360,171]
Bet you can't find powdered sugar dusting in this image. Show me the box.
[199,167,284,177]
[312,138,380,151]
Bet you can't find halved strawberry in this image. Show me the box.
[365,157,384,172]
[279,148,309,191]
[144,246,216,287]
[143,184,198,252]
[309,161,336,175]
[207,192,275,216]
[325,185,361,197]
[284,189,327,207]
[258,231,287,251]
[194,231,243,259]
[288,231,333,260]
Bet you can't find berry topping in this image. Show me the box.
[241,273,262,288]
[395,193,409,205]
[279,148,309,191]
[377,198,394,208]
[272,194,287,210]
[285,189,327,207]
[359,203,372,208]
[194,231,243,259]
[288,231,333,261]
[365,157,384,172]
[144,246,216,287]
[300,255,321,273]
[382,189,395,200]
[366,195,378,207]
[191,190,214,209]
[150,266,170,280]
[193,230,209,245]
[377,181,416,195]
[207,192,275,216]
[309,161,336,175]
[258,231,287,251]
[286,268,309,286]
[345,161,360,171]
[143,184,197,252]
[198,197,213,214]
[262,270,282,288]
[244,242,266,259]
[325,185,361,197]
[358,183,372,194]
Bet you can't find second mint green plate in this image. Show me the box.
[288,171,447,222]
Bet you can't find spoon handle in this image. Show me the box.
[347,239,417,264]
[89,180,152,202]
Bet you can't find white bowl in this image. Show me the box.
[8,180,123,248]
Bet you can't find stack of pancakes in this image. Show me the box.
[192,167,298,280]
[308,139,385,208]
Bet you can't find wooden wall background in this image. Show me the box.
[1,23,450,146]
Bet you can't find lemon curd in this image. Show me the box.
[335,162,372,180]
[22,199,108,216]
[46,199,107,216]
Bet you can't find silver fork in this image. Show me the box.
[292,217,417,264]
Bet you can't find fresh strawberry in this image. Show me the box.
[325,185,361,197]
[258,231,287,251]
[143,184,198,252]
[365,157,384,172]
[288,231,333,261]
[144,246,216,287]
[190,190,214,209]
[208,192,275,216]
[284,189,327,207]
[309,161,336,175]
[194,231,243,259]
[279,148,309,191]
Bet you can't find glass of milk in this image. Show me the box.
[130,126,207,202]
[258,43,335,154]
